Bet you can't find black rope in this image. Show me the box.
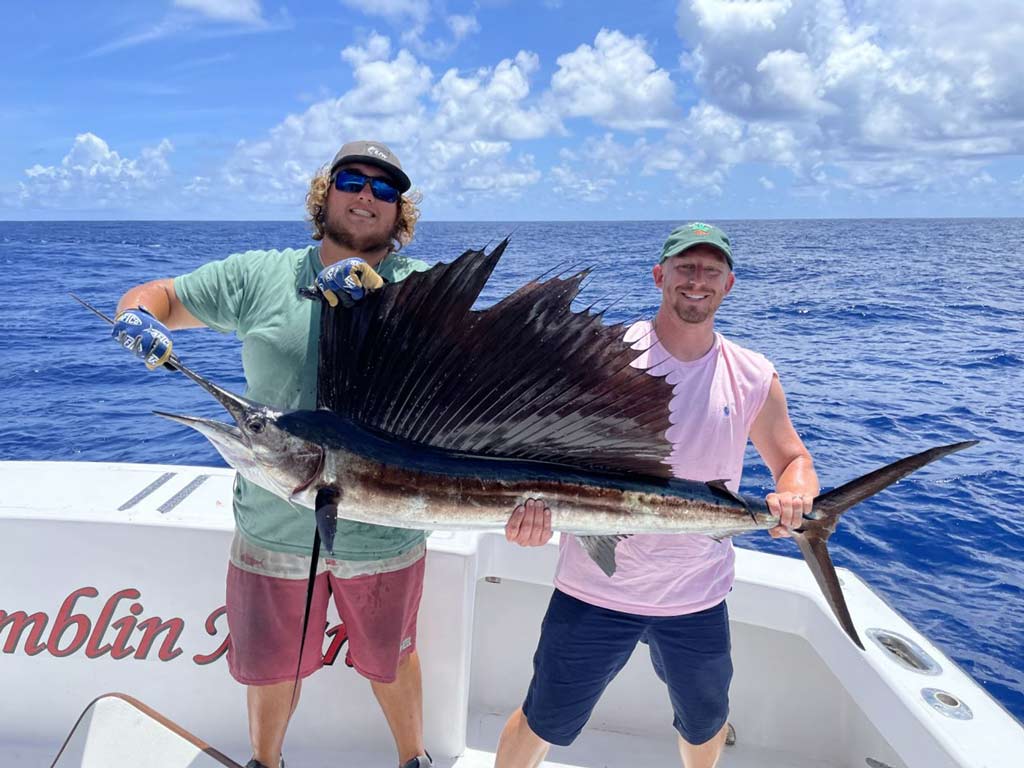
[288,487,339,714]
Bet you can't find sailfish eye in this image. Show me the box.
[246,418,266,433]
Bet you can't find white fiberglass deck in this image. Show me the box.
[1,460,1021,768]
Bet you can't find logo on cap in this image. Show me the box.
[366,145,388,160]
[689,222,712,235]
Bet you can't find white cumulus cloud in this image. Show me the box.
[431,51,562,141]
[672,0,1024,197]
[19,133,173,210]
[550,29,678,130]
[220,37,554,209]
[755,49,836,116]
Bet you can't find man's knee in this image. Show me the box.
[496,708,550,768]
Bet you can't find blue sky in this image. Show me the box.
[4,0,1024,221]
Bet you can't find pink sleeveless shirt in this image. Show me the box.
[552,320,777,616]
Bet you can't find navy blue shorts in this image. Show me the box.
[522,589,732,747]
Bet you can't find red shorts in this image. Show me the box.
[225,533,425,685]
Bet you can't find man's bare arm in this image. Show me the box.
[116,278,205,330]
[749,375,819,537]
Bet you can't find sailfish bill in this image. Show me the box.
[74,243,979,651]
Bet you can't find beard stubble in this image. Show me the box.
[323,209,396,254]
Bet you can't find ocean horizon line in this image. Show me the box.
[2,215,1023,224]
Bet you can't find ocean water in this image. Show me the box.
[1,219,1022,722]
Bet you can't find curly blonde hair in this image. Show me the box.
[305,164,421,252]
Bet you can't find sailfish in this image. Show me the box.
[76,240,977,650]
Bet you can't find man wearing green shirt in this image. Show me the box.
[112,141,434,768]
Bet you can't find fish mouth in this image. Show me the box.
[154,411,257,471]
[154,411,244,440]
[155,409,326,501]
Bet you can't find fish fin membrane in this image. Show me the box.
[793,531,865,650]
[706,479,745,506]
[315,492,340,555]
[810,440,978,526]
[794,439,977,650]
[316,240,677,477]
[577,534,630,577]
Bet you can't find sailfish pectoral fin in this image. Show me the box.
[314,487,341,556]
[794,531,865,650]
[577,534,631,577]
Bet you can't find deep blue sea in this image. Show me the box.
[1,219,1022,721]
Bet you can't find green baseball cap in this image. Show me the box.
[659,222,733,269]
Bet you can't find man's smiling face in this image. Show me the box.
[322,161,400,254]
[654,244,735,325]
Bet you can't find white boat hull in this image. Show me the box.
[1,461,1020,767]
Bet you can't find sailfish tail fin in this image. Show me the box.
[795,440,978,650]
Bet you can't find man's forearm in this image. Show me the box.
[774,453,819,497]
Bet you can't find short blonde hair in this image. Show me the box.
[305,165,421,251]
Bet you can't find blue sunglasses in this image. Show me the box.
[333,169,400,203]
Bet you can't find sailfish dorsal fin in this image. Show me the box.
[315,240,677,478]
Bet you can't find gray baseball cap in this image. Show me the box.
[329,140,411,192]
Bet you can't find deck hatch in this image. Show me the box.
[866,628,941,675]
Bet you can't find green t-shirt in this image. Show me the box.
[174,245,431,559]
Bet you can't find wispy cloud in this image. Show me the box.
[447,14,480,41]
[86,1,288,58]
[87,17,191,58]
[338,0,479,60]
[174,0,265,25]
[92,79,187,97]
[165,52,235,73]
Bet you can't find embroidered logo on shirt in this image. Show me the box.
[723,405,731,417]
[240,553,265,569]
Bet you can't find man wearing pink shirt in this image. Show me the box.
[495,222,818,768]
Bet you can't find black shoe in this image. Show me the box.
[399,752,432,768]
[245,758,285,768]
